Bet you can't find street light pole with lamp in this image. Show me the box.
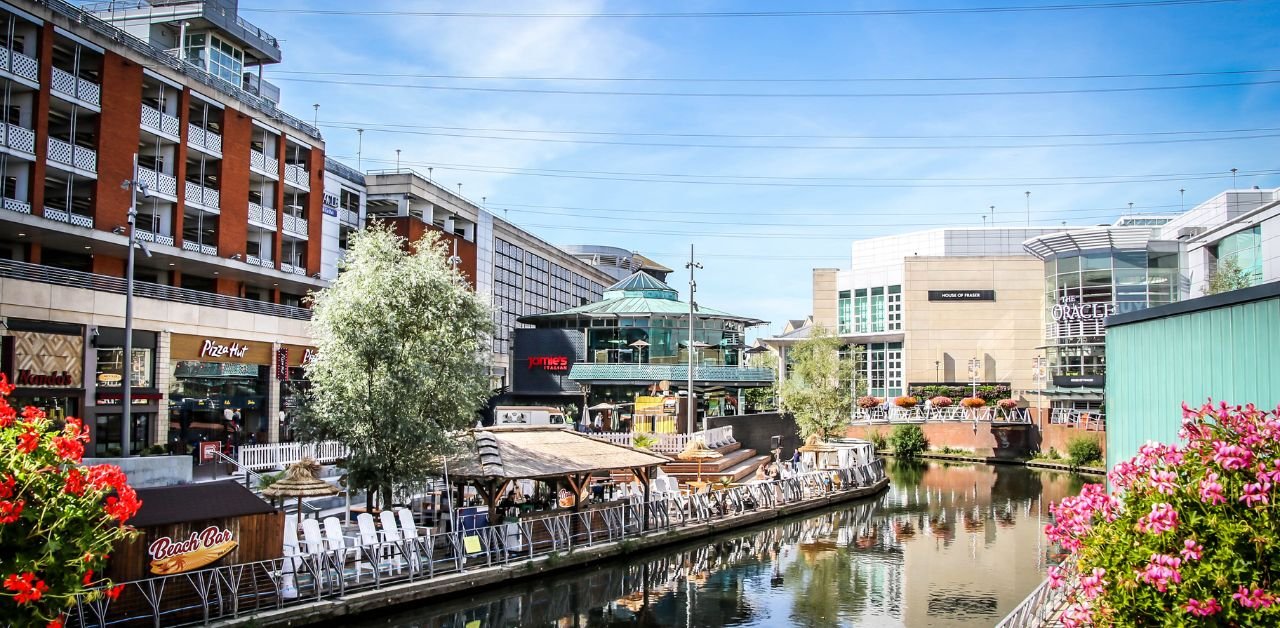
[119,154,152,458]
[967,356,980,399]
[685,244,702,435]
[1032,356,1047,424]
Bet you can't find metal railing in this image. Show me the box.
[140,103,180,137]
[2,121,36,153]
[0,258,312,320]
[47,137,97,172]
[250,149,279,175]
[65,459,886,627]
[997,560,1075,627]
[134,228,174,247]
[42,206,94,228]
[51,66,101,106]
[248,201,277,228]
[184,179,220,210]
[284,162,309,189]
[187,123,222,155]
[0,46,39,82]
[181,239,217,256]
[33,0,321,140]
[135,165,177,197]
[238,441,349,471]
[1,196,31,214]
[1049,408,1106,431]
[595,426,736,453]
[852,406,1033,425]
[282,214,308,238]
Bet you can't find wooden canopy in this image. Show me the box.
[449,426,670,481]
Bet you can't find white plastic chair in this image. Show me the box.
[281,514,301,599]
[395,508,423,570]
[321,517,351,575]
[356,513,386,576]
[299,518,328,585]
[379,510,405,573]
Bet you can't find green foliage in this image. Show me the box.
[297,224,494,510]
[631,433,658,450]
[744,352,778,412]
[937,446,969,455]
[889,424,928,457]
[866,429,888,452]
[1067,436,1103,467]
[780,326,862,441]
[1207,255,1253,295]
[909,384,1011,402]
[1046,447,1061,460]
[0,377,140,626]
[142,444,168,456]
[258,471,285,490]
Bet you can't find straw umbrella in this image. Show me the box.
[798,434,838,469]
[677,439,723,483]
[262,457,339,518]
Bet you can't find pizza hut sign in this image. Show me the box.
[147,526,238,575]
[200,339,249,359]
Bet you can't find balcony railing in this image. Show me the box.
[42,207,94,228]
[50,67,101,107]
[133,229,175,247]
[567,363,775,384]
[0,258,310,320]
[1,197,31,214]
[249,149,279,176]
[280,262,306,276]
[181,239,218,256]
[140,104,180,138]
[184,180,220,210]
[135,166,177,197]
[248,202,277,228]
[47,138,97,173]
[338,208,360,226]
[187,124,223,155]
[0,123,36,154]
[0,47,39,83]
[282,214,308,238]
[245,254,273,268]
[283,163,308,189]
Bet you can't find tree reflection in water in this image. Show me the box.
[350,461,1099,628]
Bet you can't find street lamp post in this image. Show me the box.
[1032,356,1047,424]
[685,244,702,435]
[967,357,980,399]
[120,154,151,458]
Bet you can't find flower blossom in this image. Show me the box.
[3,572,49,604]
[1060,602,1093,628]
[1184,597,1222,617]
[1233,585,1275,609]
[0,499,22,525]
[15,427,39,454]
[1149,469,1178,495]
[1198,473,1226,505]
[1213,441,1253,471]
[1080,567,1107,600]
[1180,539,1203,562]
[1047,565,1065,590]
[1241,480,1271,507]
[1138,553,1182,592]
[1137,503,1179,535]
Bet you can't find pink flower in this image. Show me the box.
[1241,480,1271,507]
[1060,602,1093,628]
[1198,473,1226,505]
[1149,469,1178,495]
[1232,585,1275,609]
[1185,597,1222,617]
[1138,553,1182,592]
[1080,567,1107,600]
[1213,441,1253,471]
[1180,539,1203,562]
[1047,565,1065,590]
[1137,503,1179,535]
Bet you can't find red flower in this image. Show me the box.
[87,465,128,492]
[15,428,39,454]
[0,499,23,524]
[21,405,45,421]
[104,485,141,522]
[64,468,86,496]
[52,435,84,462]
[3,572,49,604]
[0,404,14,428]
[0,373,13,396]
[105,584,124,600]
[47,617,64,628]
[82,569,94,586]
[0,474,14,499]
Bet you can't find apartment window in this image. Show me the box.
[182,33,207,67]
[887,285,902,331]
[837,290,851,334]
[339,188,359,212]
[208,36,243,86]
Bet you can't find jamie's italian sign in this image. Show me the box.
[147,526,238,575]
[528,356,569,371]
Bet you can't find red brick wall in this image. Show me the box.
[845,422,1036,458]
[30,23,53,216]
[385,216,478,289]
[94,51,143,232]
[218,110,252,261]
[305,146,323,276]
[1030,408,1107,459]
[92,254,124,277]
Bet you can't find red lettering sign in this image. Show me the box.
[16,370,73,387]
[528,356,569,371]
[147,526,238,574]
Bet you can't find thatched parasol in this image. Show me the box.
[262,457,339,517]
[677,439,723,482]
[797,434,837,454]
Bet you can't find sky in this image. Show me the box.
[237,0,1280,338]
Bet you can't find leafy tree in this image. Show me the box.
[297,225,493,510]
[744,351,778,412]
[1207,256,1253,295]
[780,326,862,441]
[890,424,928,457]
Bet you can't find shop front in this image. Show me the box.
[1,318,86,423]
[90,328,160,457]
[168,335,272,449]
[276,343,316,442]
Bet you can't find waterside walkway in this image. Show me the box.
[69,460,889,628]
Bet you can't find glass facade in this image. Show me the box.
[1217,225,1263,285]
[168,361,269,446]
[848,284,901,335]
[837,290,851,334]
[493,238,605,354]
[854,341,903,398]
[1043,248,1180,381]
[579,316,745,365]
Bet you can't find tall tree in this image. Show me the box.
[297,225,492,509]
[780,326,861,441]
[1206,255,1253,295]
[743,351,778,412]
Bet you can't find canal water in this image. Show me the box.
[347,461,1097,628]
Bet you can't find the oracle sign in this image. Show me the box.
[528,356,569,371]
[1051,298,1116,323]
[200,339,249,359]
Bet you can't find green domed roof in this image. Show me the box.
[602,271,679,301]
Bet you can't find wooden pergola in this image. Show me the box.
[448,426,671,530]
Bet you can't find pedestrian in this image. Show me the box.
[592,412,603,433]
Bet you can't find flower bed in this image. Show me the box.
[857,396,882,410]
[960,397,986,409]
[1045,401,1280,626]
[893,396,918,409]
[930,396,954,408]
[997,398,1019,411]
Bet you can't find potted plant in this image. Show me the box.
[930,396,954,408]
[996,398,1019,411]
[894,396,919,409]
[960,397,987,409]
[857,396,882,409]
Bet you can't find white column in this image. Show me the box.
[154,331,172,447]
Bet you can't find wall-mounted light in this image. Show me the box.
[112,226,126,235]
[232,253,242,260]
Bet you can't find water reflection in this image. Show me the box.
[350,461,1096,628]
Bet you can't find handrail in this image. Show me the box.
[852,406,1034,425]
[208,449,324,514]
[0,258,312,320]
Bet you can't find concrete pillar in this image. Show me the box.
[268,342,281,443]
[154,331,172,447]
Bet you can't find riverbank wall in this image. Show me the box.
[213,477,890,627]
[846,409,1106,460]
[881,451,1106,476]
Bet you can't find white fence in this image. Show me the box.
[1050,408,1106,431]
[596,426,735,453]
[239,441,349,471]
[852,406,1033,425]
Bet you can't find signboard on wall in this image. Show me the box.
[171,335,272,364]
[1053,375,1105,388]
[928,290,995,301]
[510,329,585,395]
[11,331,84,388]
[147,526,238,575]
[1051,296,1116,324]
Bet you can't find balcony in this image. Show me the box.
[0,123,36,155]
[50,67,101,108]
[566,363,775,385]
[0,197,32,215]
[338,208,360,226]
[0,47,39,84]
[187,124,223,156]
[283,214,308,238]
[184,180,220,210]
[249,149,279,177]
[280,262,306,276]
[245,254,274,268]
[47,138,97,174]
[140,104,180,139]
[136,166,178,198]
[283,163,309,190]
[181,239,218,256]
[248,202,277,228]
[43,207,94,229]
[134,229,175,247]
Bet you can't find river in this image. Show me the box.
[347,460,1097,627]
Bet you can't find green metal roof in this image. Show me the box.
[567,363,775,386]
[603,272,678,299]
[519,270,765,325]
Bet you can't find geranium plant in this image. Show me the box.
[996,398,1019,411]
[0,374,140,627]
[1045,401,1280,626]
[960,397,986,409]
[929,396,954,408]
[893,396,918,409]
[857,396,881,410]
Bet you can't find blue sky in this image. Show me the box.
[241,0,1280,338]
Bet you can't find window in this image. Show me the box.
[887,285,902,331]
[207,35,244,86]
[870,287,885,333]
[853,289,868,333]
[837,290,851,334]
[339,188,360,212]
